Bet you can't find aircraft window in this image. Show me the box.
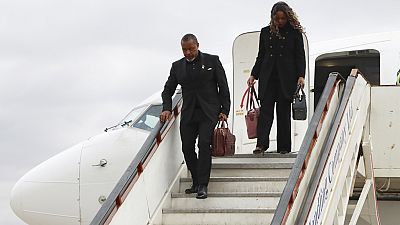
[132,104,163,131]
[118,105,147,127]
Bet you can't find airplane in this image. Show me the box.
[10,30,400,225]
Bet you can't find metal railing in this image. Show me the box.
[271,73,343,225]
[90,90,183,225]
[294,69,366,224]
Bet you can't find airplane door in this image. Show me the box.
[314,65,353,109]
[294,33,310,152]
[232,32,310,153]
[232,32,261,154]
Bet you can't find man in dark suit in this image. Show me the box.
[160,34,230,199]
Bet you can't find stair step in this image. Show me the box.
[212,162,293,169]
[218,153,297,158]
[210,168,292,177]
[179,160,294,178]
[163,208,275,213]
[179,177,287,193]
[212,157,296,164]
[169,192,280,209]
[180,177,287,182]
[162,208,275,225]
[171,192,282,198]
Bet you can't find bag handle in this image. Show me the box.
[240,86,250,108]
[217,119,228,128]
[248,86,260,110]
[240,85,260,111]
[293,85,306,101]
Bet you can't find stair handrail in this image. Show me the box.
[293,69,365,224]
[90,89,183,225]
[271,73,342,225]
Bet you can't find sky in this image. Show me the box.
[1,0,400,224]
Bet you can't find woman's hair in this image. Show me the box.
[269,1,303,34]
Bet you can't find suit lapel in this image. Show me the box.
[198,52,205,77]
[181,58,187,76]
[200,52,204,66]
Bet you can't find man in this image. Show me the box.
[160,34,230,199]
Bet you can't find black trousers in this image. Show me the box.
[180,109,217,186]
[257,77,292,152]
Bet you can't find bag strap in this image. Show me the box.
[248,86,260,110]
[247,87,252,111]
[240,86,250,108]
[240,85,260,111]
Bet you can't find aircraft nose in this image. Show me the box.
[10,143,84,225]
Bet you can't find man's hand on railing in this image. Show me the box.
[160,110,172,123]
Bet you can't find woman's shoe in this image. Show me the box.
[253,146,267,154]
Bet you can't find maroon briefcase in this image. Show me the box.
[212,120,236,157]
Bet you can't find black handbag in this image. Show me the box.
[292,85,307,120]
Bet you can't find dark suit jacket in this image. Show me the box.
[162,51,231,123]
[251,25,306,100]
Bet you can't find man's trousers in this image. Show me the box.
[180,109,217,186]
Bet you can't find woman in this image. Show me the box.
[247,1,305,154]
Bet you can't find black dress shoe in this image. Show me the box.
[185,184,198,194]
[196,185,208,199]
[253,146,267,154]
[279,150,290,154]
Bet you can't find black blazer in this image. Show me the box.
[251,25,306,100]
[162,52,230,123]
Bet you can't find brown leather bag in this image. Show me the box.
[241,86,260,139]
[212,120,236,157]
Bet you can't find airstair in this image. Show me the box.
[88,68,384,225]
[271,70,379,225]
[160,154,296,225]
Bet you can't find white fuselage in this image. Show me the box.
[10,31,400,225]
